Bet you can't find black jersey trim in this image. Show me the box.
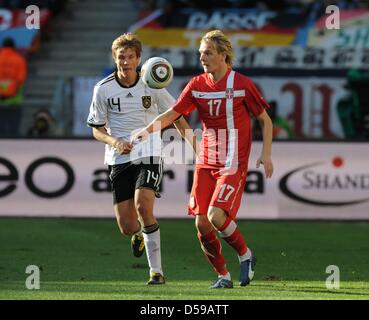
[96,74,115,87]
[114,71,140,89]
[87,122,106,128]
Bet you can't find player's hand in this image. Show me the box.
[256,155,273,178]
[131,129,149,145]
[113,139,133,155]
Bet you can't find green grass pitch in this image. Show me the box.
[0,218,368,300]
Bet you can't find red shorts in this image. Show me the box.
[188,166,248,219]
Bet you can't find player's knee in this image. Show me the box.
[207,208,218,225]
[207,207,226,229]
[195,217,212,235]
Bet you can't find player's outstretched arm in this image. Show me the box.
[131,108,180,143]
[92,127,133,154]
[256,110,274,178]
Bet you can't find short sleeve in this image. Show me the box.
[172,79,197,115]
[244,78,269,117]
[87,85,107,128]
[154,88,176,114]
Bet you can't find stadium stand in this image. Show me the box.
[0,37,27,136]
[0,37,27,102]
[0,0,67,136]
[1,0,368,138]
[138,0,369,15]
[130,0,369,140]
[15,0,138,136]
[0,0,66,12]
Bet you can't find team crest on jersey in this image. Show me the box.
[225,88,234,99]
[141,96,152,109]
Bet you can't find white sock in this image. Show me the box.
[219,272,231,281]
[238,248,252,263]
[143,228,163,276]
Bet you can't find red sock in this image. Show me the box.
[218,217,247,256]
[198,230,228,276]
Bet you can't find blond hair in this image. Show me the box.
[111,33,142,59]
[201,30,233,67]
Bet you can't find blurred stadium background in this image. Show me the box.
[1,0,369,300]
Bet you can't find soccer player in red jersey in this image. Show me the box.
[132,30,274,288]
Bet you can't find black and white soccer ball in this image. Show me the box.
[141,57,173,89]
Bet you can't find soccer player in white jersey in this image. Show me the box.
[133,30,274,288]
[87,33,195,285]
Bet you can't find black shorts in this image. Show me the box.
[108,157,163,204]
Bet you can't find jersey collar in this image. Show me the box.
[114,71,140,89]
[206,68,232,87]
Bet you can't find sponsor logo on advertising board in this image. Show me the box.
[280,156,369,206]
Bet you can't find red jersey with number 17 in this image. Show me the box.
[173,69,269,169]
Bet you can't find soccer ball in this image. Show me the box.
[141,57,173,89]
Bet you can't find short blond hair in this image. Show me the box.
[111,33,142,59]
[201,30,233,67]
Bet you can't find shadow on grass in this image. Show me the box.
[254,283,369,297]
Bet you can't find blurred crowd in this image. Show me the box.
[1,0,368,139]
[0,0,68,14]
[0,38,26,101]
[0,0,69,137]
[138,0,369,11]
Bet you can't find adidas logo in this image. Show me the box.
[126,92,133,98]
